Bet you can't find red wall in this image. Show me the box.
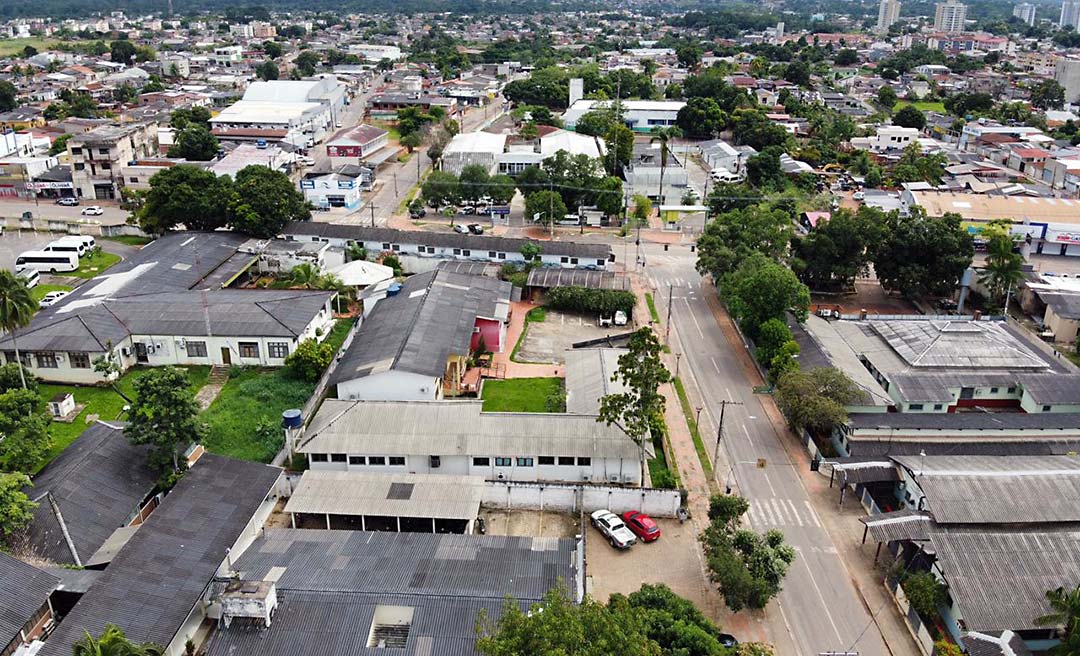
[471,317,503,353]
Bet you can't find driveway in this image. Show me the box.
[516,308,624,365]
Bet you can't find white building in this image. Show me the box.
[877,0,902,32]
[228,23,254,38]
[441,131,508,175]
[300,164,369,210]
[1062,0,1080,29]
[349,44,403,61]
[866,125,920,152]
[1013,2,1037,25]
[1056,58,1080,104]
[209,101,330,146]
[212,45,244,68]
[562,99,686,133]
[934,0,968,33]
[298,399,647,485]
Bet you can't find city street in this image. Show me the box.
[0,199,129,226]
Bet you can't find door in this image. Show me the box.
[134,342,148,363]
[221,347,232,365]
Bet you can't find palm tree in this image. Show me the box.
[1037,586,1080,655]
[978,230,1024,311]
[288,263,320,289]
[0,270,38,389]
[316,273,350,314]
[649,125,683,214]
[73,624,164,656]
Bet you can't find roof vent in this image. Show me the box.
[367,605,414,648]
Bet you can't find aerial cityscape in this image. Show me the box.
[0,0,1079,655]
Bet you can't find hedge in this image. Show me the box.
[545,286,635,315]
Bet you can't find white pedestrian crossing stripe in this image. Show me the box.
[748,498,821,528]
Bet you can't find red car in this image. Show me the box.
[621,511,661,542]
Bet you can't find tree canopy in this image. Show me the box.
[791,207,883,291]
[774,367,863,435]
[870,210,973,300]
[721,253,810,340]
[696,204,793,279]
[126,367,205,474]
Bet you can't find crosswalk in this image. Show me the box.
[748,498,822,528]
[646,275,698,290]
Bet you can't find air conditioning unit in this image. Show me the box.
[54,353,64,362]
[581,475,590,482]
[175,338,186,348]
[608,474,619,483]
[622,474,635,484]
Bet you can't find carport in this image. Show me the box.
[285,470,486,534]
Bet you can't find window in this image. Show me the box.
[577,457,591,466]
[74,163,85,171]
[558,456,575,466]
[429,455,441,468]
[331,453,347,463]
[539,456,555,465]
[462,249,471,256]
[909,403,924,410]
[1043,405,1052,412]
[239,342,259,358]
[597,259,605,266]
[570,258,578,264]
[453,248,462,255]
[425,246,435,254]
[560,256,569,263]
[498,252,506,260]
[101,162,111,170]
[389,456,406,466]
[129,177,139,183]
[268,342,289,358]
[98,148,109,155]
[489,251,497,258]
[473,457,490,466]
[990,387,999,393]
[71,147,82,155]
[933,404,943,411]
[369,456,386,465]
[391,244,400,251]
[349,456,366,465]
[517,457,534,467]
[36,353,57,368]
[382,242,391,250]
[1007,387,1017,394]
[69,352,90,369]
[495,457,512,467]
[311,453,328,462]
[186,341,207,358]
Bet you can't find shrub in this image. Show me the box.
[545,286,635,316]
[651,467,677,489]
[285,338,334,382]
[902,571,947,620]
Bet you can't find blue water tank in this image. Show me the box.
[281,409,303,429]
[386,282,403,297]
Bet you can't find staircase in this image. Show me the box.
[208,365,230,386]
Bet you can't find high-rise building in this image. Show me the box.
[877,0,902,32]
[1055,58,1080,105]
[934,1,968,32]
[1061,0,1080,29]
[1013,2,1037,25]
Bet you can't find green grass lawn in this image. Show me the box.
[31,284,73,303]
[102,235,154,247]
[645,293,661,324]
[36,366,210,471]
[673,377,714,483]
[323,318,354,353]
[894,100,947,113]
[69,250,122,279]
[481,377,565,413]
[0,37,61,57]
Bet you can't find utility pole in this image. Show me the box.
[368,201,377,227]
[548,180,554,241]
[393,171,399,197]
[712,399,744,494]
[665,283,673,342]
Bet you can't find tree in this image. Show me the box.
[676,43,703,69]
[708,494,750,531]
[893,105,926,130]
[168,125,219,161]
[294,51,321,77]
[731,109,791,150]
[139,165,233,233]
[519,242,542,262]
[22,45,37,59]
[625,583,736,654]
[631,194,652,226]
[594,176,623,217]
[834,48,858,66]
[722,253,810,339]
[141,75,166,93]
[126,367,205,473]
[399,132,422,153]
[1031,79,1066,111]
[892,143,948,185]
[696,205,793,279]
[902,571,947,620]
[870,210,973,299]
[288,263,322,288]
[262,40,283,59]
[676,97,727,139]
[0,473,35,539]
[1036,585,1080,654]
[605,123,635,174]
[73,624,164,656]
[110,39,137,65]
[285,339,334,382]
[488,174,516,205]
[0,363,35,395]
[876,86,898,110]
[598,328,671,487]
[422,170,460,207]
[649,126,683,209]
[978,224,1023,309]
[170,106,212,130]
[458,164,491,202]
[0,407,50,473]
[754,318,797,368]
[783,60,812,87]
[0,270,38,390]
[745,146,785,190]
[0,80,18,113]
[790,207,883,290]
[525,189,567,226]
[774,367,862,435]
[255,60,280,81]
[232,165,312,238]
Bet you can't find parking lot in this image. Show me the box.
[479,508,580,538]
[516,309,624,365]
[0,230,64,271]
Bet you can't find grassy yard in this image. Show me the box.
[36,366,210,471]
[481,377,565,413]
[69,250,122,279]
[894,100,947,113]
[323,318,354,353]
[510,306,547,363]
[0,37,61,57]
[102,235,154,247]
[31,284,73,303]
[645,293,661,324]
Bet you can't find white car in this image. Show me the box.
[614,310,628,326]
[299,156,317,167]
[590,509,637,549]
[81,206,104,216]
[852,191,866,201]
[38,291,70,307]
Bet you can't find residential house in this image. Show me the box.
[0,554,59,656]
[300,164,371,210]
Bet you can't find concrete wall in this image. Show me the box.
[481,480,682,517]
[336,370,442,401]
[309,454,639,485]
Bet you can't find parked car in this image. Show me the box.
[468,223,484,235]
[598,314,613,327]
[299,156,316,167]
[718,634,739,648]
[461,206,477,215]
[409,208,427,219]
[81,206,104,216]
[453,224,470,234]
[38,291,70,307]
[621,511,661,542]
[590,509,637,549]
[55,197,79,206]
[613,310,628,326]
[852,190,865,201]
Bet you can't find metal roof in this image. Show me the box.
[525,268,630,291]
[564,348,629,415]
[930,531,1080,632]
[298,399,640,460]
[868,320,1047,370]
[860,510,935,543]
[831,460,900,485]
[26,422,157,566]
[849,411,1080,431]
[0,553,58,647]
[284,471,485,520]
[38,455,282,656]
[964,631,1033,656]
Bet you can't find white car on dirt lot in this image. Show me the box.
[590,509,637,549]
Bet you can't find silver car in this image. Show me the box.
[590,509,637,549]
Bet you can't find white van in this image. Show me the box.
[44,240,86,257]
[59,235,96,251]
[710,167,744,184]
[15,267,40,289]
[15,250,79,273]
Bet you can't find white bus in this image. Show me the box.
[43,240,86,257]
[14,250,79,273]
[15,267,40,289]
[59,235,96,251]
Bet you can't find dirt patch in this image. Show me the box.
[517,309,622,364]
[479,508,580,538]
[812,279,919,315]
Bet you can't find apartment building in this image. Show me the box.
[66,122,157,200]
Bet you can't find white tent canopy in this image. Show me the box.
[329,260,395,287]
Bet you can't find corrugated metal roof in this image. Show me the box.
[525,268,630,291]
[0,553,58,646]
[284,471,485,520]
[298,400,640,460]
[860,510,934,542]
[564,348,629,415]
[38,455,282,656]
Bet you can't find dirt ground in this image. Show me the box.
[812,278,919,315]
[479,508,580,538]
[516,309,624,364]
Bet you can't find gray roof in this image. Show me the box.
[26,422,156,566]
[930,531,1080,632]
[850,411,1080,431]
[284,471,486,520]
[564,348,629,414]
[283,221,613,260]
[39,455,281,656]
[887,372,1080,405]
[299,399,641,460]
[0,552,58,646]
[892,455,1080,525]
[964,631,1033,656]
[525,268,630,291]
[1037,292,1080,320]
[860,510,935,543]
[331,270,510,383]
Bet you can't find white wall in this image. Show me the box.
[309,454,639,484]
[336,370,441,401]
[481,480,682,517]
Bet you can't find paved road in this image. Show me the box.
[0,199,130,226]
[641,241,892,656]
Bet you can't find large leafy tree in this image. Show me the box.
[0,403,50,473]
[870,209,973,300]
[676,97,727,139]
[232,165,312,238]
[524,190,567,226]
[458,164,491,203]
[1036,585,1080,656]
[169,106,212,130]
[422,170,460,207]
[791,207,884,291]
[893,104,926,130]
[138,165,233,233]
[0,80,18,113]
[73,624,164,656]
[0,472,35,539]
[696,205,793,279]
[542,150,608,212]
[0,270,37,390]
[891,143,948,184]
[978,223,1024,309]
[168,125,219,161]
[721,253,810,339]
[774,367,863,435]
[730,109,791,151]
[1030,79,1066,111]
[110,39,137,65]
[126,367,205,473]
[598,328,671,488]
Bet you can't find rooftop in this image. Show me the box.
[907,190,1080,224]
[210,101,324,125]
[564,348,629,415]
[285,471,486,520]
[0,553,58,648]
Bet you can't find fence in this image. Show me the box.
[481,480,683,517]
[886,577,936,656]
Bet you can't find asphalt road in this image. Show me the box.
[0,199,130,226]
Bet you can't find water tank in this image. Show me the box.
[386,282,403,297]
[281,409,303,429]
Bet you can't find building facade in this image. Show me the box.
[1013,2,1037,25]
[934,1,968,33]
[877,0,902,32]
[1062,0,1080,29]
[67,122,157,200]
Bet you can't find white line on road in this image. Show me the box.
[711,356,721,373]
[803,500,826,529]
[682,298,705,339]
[796,548,846,645]
[788,499,804,527]
[725,387,733,401]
